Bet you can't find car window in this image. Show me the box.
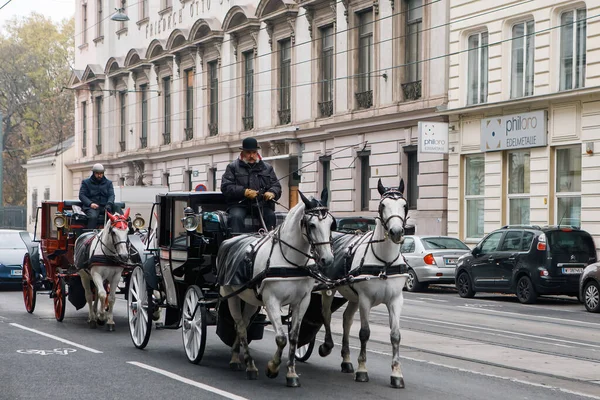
[547,231,596,257]
[521,231,534,251]
[498,230,522,252]
[0,232,27,249]
[422,237,469,250]
[337,219,376,232]
[480,232,503,254]
[400,237,415,253]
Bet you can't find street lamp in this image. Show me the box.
[110,0,129,22]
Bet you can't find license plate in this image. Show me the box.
[562,267,583,275]
[11,269,22,276]
[444,258,458,266]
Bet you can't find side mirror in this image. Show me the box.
[405,223,415,236]
[472,247,481,256]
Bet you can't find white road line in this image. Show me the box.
[127,361,248,400]
[417,298,448,302]
[404,299,425,303]
[9,323,103,354]
[457,306,600,327]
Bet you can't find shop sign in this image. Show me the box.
[418,122,449,153]
[480,110,547,152]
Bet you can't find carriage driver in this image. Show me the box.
[221,137,282,233]
[79,163,122,229]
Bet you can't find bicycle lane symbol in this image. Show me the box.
[17,348,77,356]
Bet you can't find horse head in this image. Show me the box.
[106,208,131,262]
[377,178,409,244]
[299,188,335,268]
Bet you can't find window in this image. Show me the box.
[141,0,149,19]
[467,32,488,105]
[95,96,102,154]
[43,188,50,201]
[243,51,254,130]
[480,232,503,254]
[320,156,331,206]
[521,231,535,251]
[356,10,373,108]
[406,150,419,209]
[163,77,171,144]
[511,20,535,98]
[82,4,87,44]
[82,101,87,156]
[185,69,194,140]
[279,39,291,125]
[560,8,586,91]
[499,230,522,252]
[119,92,126,152]
[465,155,485,239]
[508,151,530,224]
[208,61,218,136]
[359,152,371,211]
[556,146,581,227]
[320,25,334,117]
[400,237,415,253]
[31,189,37,222]
[140,84,148,148]
[405,0,422,83]
[209,167,218,191]
[96,0,103,38]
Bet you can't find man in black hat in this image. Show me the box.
[221,137,282,233]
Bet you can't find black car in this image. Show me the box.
[335,217,376,233]
[455,225,597,304]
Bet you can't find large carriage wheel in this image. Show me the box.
[54,277,66,322]
[22,254,37,314]
[127,266,153,349]
[182,285,207,364]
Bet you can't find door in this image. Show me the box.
[495,230,524,289]
[471,231,504,288]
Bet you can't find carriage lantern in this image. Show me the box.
[132,213,145,229]
[53,212,67,228]
[181,207,200,232]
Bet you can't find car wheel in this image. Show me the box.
[405,270,424,292]
[583,281,600,313]
[516,276,537,304]
[456,272,475,298]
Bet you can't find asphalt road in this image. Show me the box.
[1,284,599,400]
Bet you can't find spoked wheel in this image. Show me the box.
[22,254,37,314]
[54,277,66,322]
[295,336,316,362]
[584,281,600,313]
[182,285,207,364]
[128,266,153,349]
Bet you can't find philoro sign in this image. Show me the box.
[480,110,547,152]
[418,122,449,153]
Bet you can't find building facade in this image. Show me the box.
[69,0,450,235]
[445,0,600,251]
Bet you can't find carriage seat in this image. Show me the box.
[65,201,127,229]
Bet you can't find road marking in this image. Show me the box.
[127,362,248,400]
[417,298,448,302]
[17,348,77,356]
[404,299,425,303]
[457,306,600,327]
[9,323,102,354]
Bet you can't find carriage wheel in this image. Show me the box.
[22,254,37,314]
[182,285,207,364]
[295,336,316,362]
[54,277,66,322]
[127,266,153,349]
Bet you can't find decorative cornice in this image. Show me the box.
[230,33,239,61]
[373,0,379,15]
[341,0,349,24]
[305,7,315,39]
[250,31,259,56]
[288,17,296,45]
[265,21,274,51]
[390,0,395,11]
[214,42,222,67]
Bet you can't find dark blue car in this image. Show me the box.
[0,229,29,285]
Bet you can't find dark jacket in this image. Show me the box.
[221,159,282,208]
[79,174,115,210]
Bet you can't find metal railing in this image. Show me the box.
[402,80,422,101]
[119,141,125,152]
[278,109,291,125]
[96,144,102,155]
[208,123,218,136]
[355,90,373,109]
[184,127,193,141]
[318,101,334,118]
[163,132,171,145]
[140,137,147,148]
[242,116,254,131]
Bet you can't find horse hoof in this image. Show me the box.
[355,371,369,382]
[246,370,258,380]
[319,343,332,357]
[286,377,301,387]
[391,376,405,388]
[88,320,97,329]
[265,367,279,379]
[96,319,106,327]
[107,324,115,332]
[229,362,243,371]
[341,362,354,373]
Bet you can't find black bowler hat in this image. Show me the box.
[240,137,261,151]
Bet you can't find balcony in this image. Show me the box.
[96,144,102,155]
[184,127,193,141]
[208,123,218,136]
[318,101,333,118]
[242,116,254,131]
[119,141,125,152]
[401,80,422,101]
[140,137,147,148]
[355,90,373,109]
[163,132,171,145]
[278,109,291,125]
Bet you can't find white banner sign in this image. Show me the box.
[481,110,547,152]
[418,122,449,153]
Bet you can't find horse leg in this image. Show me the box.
[105,269,122,332]
[90,269,107,325]
[229,336,243,371]
[285,292,312,387]
[387,297,405,388]
[227,297,258,379]
[79,272,96,329]
[262,297,286,381]
[341,301,358,373]
[355,298,372,383]
[319,290,336,357]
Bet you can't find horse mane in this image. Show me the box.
[281,200,306,233]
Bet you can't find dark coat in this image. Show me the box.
[221,159,282,208]
[79,174,115,210]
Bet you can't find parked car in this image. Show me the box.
[580,263,600,313]
[0,229,29,286]
[455,225,597,304]
[400,236,471,292]
[335,216,376,233]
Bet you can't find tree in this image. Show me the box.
[0,13,74,206]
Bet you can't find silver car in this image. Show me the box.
[401,236,471,292]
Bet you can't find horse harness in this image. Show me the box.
[82,217,137,270]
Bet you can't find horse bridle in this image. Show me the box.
[99,218,130,258]
[376,190,409,233]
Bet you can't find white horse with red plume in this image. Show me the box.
[74,209,132,331]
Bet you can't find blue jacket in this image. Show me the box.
[79,174,115,210]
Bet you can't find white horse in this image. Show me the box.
[319,179,409,389]
[75,209,131,331]
[216,191,334,387]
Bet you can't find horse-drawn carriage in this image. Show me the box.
[20,199,144,322]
